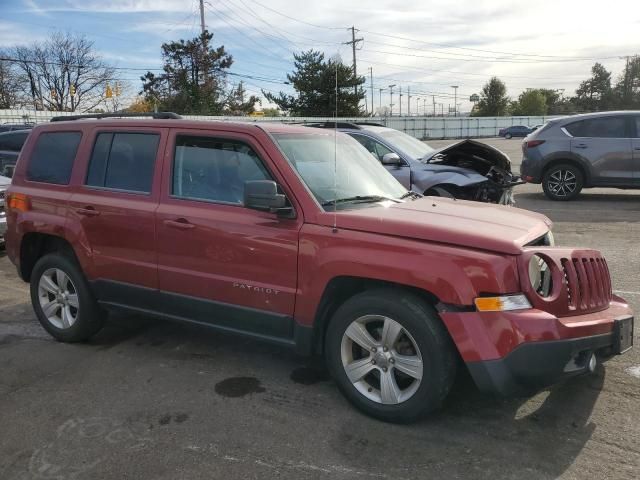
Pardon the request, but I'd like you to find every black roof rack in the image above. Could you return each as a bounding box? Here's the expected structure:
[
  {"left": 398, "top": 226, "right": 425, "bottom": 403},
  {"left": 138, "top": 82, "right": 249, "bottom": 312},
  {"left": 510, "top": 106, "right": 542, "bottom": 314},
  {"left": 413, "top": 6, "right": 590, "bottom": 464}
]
[
  {"left": 303, "top": 121, "right": 363, "bottom": 130},
  {"left": 50, "top": 111, "right": 182, "bottom": 122},
  {"left": 303, "top": 121, "right": 387, "bottom": 130}
]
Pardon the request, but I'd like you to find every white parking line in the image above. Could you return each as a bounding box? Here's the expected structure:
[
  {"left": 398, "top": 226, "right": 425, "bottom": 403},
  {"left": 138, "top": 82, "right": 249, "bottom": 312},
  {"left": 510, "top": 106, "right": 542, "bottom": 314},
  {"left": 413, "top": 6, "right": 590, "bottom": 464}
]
[{"left": 614, "top": 290, "right": 640, "bottom": 296}]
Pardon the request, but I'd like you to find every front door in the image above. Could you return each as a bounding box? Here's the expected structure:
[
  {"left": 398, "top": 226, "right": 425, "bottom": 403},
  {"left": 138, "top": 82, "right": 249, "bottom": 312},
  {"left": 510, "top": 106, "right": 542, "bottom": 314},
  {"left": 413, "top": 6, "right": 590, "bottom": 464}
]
[
  {"left": 155, "top": 130, "right": 301, "bottom": 338},
  {"left": 68, "top": 127, "right": 166, "bottom": 289},
  {"left": 569, "top": 116, "right": 633, "bottom": 186}
]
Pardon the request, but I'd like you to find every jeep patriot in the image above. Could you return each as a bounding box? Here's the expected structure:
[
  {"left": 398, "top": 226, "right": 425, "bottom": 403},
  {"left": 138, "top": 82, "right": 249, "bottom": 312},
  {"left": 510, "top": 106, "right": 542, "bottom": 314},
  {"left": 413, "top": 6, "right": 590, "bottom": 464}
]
[{"left": 4, "top": 113, "right": 634, "bottom": 422}]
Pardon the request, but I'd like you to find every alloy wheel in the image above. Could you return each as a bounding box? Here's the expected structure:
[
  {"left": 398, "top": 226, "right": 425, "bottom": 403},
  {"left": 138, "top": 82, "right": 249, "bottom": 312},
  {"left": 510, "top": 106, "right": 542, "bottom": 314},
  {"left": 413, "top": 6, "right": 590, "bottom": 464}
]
[
  {"left": 340, "top": 315, "right": 423, "bottom": 405},
  {"left": 38, "top": 268, "right": 79, "bottom": 329},
  {"left": 547, "top": 169, "right": 577, "bottom": 197}
]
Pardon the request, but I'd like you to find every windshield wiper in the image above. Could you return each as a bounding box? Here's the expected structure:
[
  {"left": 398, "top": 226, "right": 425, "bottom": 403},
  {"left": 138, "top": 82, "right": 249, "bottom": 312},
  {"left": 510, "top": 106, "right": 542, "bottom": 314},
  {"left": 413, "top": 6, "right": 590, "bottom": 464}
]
[
  {"left": 321, "top": 195, "right": 399, "bottom": 207},
  {"left": 400, "top": 191, "right": 422, "bottom": 200}
]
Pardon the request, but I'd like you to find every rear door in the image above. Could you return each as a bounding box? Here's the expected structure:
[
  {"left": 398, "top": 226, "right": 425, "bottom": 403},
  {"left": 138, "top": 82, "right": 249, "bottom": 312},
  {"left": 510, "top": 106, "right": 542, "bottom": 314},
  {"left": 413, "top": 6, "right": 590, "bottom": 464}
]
[
  {"left": 68, "top": 127, "right": 166, "bottom": 290},
  {"left": 154, "top": 129, "right": 301, "bottom": 337},
  {"left": 568, "top": 116, "right": 633, "bottom": 186}
]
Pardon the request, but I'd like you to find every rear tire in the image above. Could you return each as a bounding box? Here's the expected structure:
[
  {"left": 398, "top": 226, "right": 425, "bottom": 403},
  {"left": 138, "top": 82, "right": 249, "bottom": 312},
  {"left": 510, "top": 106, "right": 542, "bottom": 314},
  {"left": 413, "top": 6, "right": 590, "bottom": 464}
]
[
  {"left": 30, "top": 253, "right": 105, "bottom": 342},
  {"left": 505, "top": 133, "right": 512, "bottom": 139},
  {"left": 325, "top": 288, "right": 456, "bottom": 423},
  {"left": 542, "top": 163, "right": 583, "bottom": 201}
]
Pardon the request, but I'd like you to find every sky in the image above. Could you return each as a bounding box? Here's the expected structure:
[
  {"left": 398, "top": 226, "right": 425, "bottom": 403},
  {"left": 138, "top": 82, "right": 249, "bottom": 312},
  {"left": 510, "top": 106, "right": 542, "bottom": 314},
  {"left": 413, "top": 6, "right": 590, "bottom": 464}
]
[{"left": 1, "top": 0, "right": 639, "bottom": 114}]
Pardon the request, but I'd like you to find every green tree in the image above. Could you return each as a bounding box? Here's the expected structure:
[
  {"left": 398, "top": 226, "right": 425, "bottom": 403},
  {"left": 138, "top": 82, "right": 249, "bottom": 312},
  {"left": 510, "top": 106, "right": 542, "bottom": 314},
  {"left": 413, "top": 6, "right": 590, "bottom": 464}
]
[
  {"left": 263, "top": 50, "right": 366, "bottom": 116},
  {"left": 224, "top": 81, "right": 258, "bottom": 115},
  {"left": 574, "top": 63, "right": 613, "bottom": 111},
  {"left": 141, "top": 30, "right": 233, "bottom": 114},
  {"left": 474, "top": 77, "right": 510, "bottom": 116},
  {"left": 511, "top": 89, "right": 548, "bottom": 115},
  {"left": 614, "top": 55, "right": 640, "bottom": 109},
  {"left": 261, "top": 107, "right": 281, "bottom": 116}
]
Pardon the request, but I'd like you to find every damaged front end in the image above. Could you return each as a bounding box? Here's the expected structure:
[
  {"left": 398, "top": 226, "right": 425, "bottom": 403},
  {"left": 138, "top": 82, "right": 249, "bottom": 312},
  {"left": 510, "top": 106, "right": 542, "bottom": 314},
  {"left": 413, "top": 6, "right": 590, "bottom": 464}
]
[{"left": 417, "top": 139, "right": 523, "bottom": 205}]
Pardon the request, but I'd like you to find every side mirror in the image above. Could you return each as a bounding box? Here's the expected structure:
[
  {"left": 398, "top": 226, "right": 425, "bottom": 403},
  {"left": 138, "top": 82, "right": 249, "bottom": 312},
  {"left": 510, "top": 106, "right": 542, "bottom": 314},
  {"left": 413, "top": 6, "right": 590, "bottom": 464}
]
[
  {"left": 244, "top": 180, "right": 294, "bottom": 217},
  {"left": 381, "top": 153, "right": 402, "bottom": 166}
]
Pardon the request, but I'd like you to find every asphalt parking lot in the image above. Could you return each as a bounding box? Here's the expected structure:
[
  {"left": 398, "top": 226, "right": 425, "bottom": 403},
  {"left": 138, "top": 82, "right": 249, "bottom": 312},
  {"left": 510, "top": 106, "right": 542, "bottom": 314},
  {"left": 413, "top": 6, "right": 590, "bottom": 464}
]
[{"left": 1, "top": 137, "right": 638, "bottom": 480}]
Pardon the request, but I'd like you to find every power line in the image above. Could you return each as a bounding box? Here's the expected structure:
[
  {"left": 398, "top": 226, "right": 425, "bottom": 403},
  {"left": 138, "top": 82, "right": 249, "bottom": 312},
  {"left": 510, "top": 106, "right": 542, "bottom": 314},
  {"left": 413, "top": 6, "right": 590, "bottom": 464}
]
[{"left": 244, "top": 0, "right": 347, "bottom": 30}]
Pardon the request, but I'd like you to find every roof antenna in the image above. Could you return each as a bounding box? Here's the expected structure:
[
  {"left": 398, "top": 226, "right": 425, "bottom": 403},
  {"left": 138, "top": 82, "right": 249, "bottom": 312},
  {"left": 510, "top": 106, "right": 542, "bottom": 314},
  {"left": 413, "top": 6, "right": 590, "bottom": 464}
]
[{"left": 332, "top": 58, "right": 338, "bottom": 234}]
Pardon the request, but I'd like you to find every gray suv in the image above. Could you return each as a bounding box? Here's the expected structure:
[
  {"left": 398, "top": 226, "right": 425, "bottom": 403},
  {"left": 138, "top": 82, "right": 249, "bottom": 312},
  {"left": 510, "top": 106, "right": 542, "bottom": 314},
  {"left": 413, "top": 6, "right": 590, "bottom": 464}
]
[{"left": 521, "top": 111, "right": 640, "bottom": 200}]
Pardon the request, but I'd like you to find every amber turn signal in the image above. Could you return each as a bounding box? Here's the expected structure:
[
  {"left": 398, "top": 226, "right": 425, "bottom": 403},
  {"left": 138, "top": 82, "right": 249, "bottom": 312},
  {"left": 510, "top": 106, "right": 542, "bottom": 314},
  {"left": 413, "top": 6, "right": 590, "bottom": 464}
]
[
  {"left": 474, "top": 294, "right": 532, "bottom": 312},
  {"left": 7, "top": 193, "right": 30, "bottom": 212}
]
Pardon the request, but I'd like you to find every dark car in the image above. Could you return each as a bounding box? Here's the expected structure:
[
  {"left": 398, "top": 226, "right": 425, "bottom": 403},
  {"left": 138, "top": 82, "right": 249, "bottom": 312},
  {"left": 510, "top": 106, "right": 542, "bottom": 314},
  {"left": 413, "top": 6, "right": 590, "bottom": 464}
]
[
  {"left": 0, "top": 123, "right": 34, "bottom": 133},
  {"left": 306, "top": 122, "right": 520, "bottom": 205},
  {"left": 521, "top": 111, "right": 640, "bottom": 200},
  {"left": 0, "top": 129, "right": 31, "bottom": 176},
  {"left": 4, "top": 112, "right": 633, "bottom": 423},
  {"left": 499, "top": 125, "right": 533, "bottom": 139}
]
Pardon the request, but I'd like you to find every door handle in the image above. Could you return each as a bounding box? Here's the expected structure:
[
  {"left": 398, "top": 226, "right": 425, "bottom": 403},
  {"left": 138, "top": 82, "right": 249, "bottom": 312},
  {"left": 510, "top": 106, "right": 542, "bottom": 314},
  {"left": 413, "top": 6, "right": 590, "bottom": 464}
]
[
  {"left": 574, "top": 144, "right": 588, "bottom": 149},
  {"left": 76, "top": 207, "right": 100, "bottom": 217},
  {"left": 163, "top": 218, "right": 195, "bottom": 230}
]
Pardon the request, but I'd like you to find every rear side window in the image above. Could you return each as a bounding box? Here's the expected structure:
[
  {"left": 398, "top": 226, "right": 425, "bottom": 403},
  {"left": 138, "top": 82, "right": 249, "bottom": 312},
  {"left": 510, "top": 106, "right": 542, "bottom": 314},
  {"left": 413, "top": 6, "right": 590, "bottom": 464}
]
[
  {"left": 86, "top": 132, "right": 160, "bottom": 193},
  {"left": 26, "top": 132, "right": 82, "bottom": 184},
  {"left": 566, "top": 117, "right": 627, "bottom": 138},
  {"left": 0, "top": 131, "right": 29, "bottom": 152},
  {"left": 635, "top": 117, "right": 640, "bottom": 138}
]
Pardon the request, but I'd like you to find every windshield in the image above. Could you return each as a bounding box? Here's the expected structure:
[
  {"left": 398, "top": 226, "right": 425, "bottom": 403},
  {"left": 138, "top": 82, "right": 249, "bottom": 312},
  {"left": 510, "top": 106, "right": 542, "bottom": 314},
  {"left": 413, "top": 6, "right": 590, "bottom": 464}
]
[
  {"left": 376, "top": 129, "right": 434, "bottom": 160},
  {"left": 273, "top": 132, "right": 407, "bottom": 209}
]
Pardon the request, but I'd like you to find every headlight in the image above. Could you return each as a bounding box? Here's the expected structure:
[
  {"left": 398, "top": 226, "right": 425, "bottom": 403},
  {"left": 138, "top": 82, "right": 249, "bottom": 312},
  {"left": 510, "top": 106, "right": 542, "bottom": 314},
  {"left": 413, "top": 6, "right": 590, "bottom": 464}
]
[
  {"left": 529, "top": 254, "right": 553, "bottom": 297},
  {"left": 545, "top": 231, "right": 555, "bottom": 246}
]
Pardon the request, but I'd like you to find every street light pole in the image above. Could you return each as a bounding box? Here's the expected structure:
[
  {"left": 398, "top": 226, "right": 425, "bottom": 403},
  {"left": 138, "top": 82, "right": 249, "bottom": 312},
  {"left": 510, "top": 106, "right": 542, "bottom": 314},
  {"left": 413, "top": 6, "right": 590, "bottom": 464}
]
[{"left": 451, "top": 85, "right": 459, "bottom": 116}]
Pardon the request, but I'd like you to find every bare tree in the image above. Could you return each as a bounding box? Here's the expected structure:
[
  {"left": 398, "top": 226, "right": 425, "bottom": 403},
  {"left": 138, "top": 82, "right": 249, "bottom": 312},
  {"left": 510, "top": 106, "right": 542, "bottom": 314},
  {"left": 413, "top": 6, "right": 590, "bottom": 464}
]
[
  {"left": 0, "top": 52, "right": 21, "bottom": 108},
  {"left": 12, "top": 32, "right": 114, "bottom": 112}
]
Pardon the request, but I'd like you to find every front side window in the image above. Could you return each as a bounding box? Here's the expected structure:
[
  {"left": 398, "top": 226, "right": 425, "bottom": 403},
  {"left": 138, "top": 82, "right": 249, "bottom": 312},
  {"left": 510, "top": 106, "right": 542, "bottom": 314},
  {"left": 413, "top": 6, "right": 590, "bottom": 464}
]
[
  {"left": 86, "top": 132, "right": 160, "bottom": 193},
  {"left": 351, "top": 134, "right": 394, "bottom": 161},
  {"left": 635, "top": 117, "right": 640, "bottom": 138},
  {"left": 172, "top": 135, "right": 271, "bottom": 205},
  {"left": 273, "top": 132, "right": 406, "bottom": 209},
  {"left": 27, "top": 131, "right": 82, "bottom": 184}
]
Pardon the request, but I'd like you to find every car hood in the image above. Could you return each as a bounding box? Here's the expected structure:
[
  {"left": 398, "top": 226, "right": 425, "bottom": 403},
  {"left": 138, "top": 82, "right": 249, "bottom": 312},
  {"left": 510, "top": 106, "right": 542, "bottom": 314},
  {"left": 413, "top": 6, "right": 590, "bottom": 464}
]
[
  {"left": 421, "top": 139, "right": 512, "bottom": 173},
  {"left": 321, "top": 197, "right": 551, "bottom": 255},
  {"left": 0, "top": 175, "right": 10, "bottom": 188}
]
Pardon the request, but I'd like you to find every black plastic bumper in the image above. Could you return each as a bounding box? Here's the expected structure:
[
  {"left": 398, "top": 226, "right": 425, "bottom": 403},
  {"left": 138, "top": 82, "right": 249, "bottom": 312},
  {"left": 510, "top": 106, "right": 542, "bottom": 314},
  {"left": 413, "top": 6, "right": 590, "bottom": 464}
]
[{"left": 466, "top": 333, "right": 616, "bottom": 396}]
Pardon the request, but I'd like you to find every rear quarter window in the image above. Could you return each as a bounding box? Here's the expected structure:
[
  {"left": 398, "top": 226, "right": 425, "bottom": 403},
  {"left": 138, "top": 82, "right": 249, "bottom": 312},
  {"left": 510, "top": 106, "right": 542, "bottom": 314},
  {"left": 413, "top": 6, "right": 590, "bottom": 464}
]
[{"left": 26, "top": 131, "right": 82, "bottom": 184}]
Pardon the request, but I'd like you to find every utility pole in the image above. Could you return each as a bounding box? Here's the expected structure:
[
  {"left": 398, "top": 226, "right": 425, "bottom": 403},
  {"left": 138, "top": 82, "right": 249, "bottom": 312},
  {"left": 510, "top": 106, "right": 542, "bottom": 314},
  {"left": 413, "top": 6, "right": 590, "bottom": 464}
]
[
  {"left": 388, "top": 84, "right": 396, "bottom": 116},
  {"left": 407, "top": 86, "right": 411, "bottom": 116},
  {"left": 379, "top": 88, "right": 384, "bottom": 115},
  {"left": 423, "top": 98, "right": 427, "bottom": 116},
  {"left": 369, "top": 67, "right": 374, "bottom": 115},
  {"left": 399, "top": 86, "right": 403, "bottom": 116},
  {"left": 199, "top": 0, "right": 208, "bottom": 86},
  {"left": 432, "top": 96, "right": 436, "bottom": 116},
  {"left": 343, "top": 27, "right": 364, "bottom": 98}
]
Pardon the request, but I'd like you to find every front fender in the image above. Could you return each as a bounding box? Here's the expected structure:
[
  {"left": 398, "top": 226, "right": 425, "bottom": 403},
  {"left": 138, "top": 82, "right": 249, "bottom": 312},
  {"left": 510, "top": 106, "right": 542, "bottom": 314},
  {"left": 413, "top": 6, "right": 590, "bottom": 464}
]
[{"left": 294, "top": 224, "right": 520, "bottom": 327}]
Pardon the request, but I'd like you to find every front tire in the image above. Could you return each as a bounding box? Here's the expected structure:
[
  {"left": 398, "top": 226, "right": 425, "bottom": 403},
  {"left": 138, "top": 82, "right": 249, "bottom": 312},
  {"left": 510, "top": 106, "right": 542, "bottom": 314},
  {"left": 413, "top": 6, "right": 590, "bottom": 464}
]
[
  {"left": 30, "top": 253, "right": 105, "bottom": 342},
  {"left": 505, "top": 133, "right": 512, "bottom": 139},
  {"left": 325, "top": 288, "right": 456, "bottom": 423},
  {"left": 542, "top": 163, "right": 583, "bottom": 201}
]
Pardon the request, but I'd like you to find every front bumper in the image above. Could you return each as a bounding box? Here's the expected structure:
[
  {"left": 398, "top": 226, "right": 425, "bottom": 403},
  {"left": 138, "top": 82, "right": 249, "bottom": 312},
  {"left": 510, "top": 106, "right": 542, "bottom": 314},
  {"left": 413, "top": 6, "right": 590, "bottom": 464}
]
[
  {"left": 0, "top": 211, "right": 6, "bottom": 243},
  {"left": 440, "top": 298, "right": 633, "bottom": 395}
]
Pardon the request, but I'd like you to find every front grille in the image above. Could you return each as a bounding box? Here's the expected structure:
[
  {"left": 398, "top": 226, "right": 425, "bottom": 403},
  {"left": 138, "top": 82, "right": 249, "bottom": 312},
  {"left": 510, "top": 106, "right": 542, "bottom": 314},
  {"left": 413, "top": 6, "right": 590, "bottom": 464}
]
[{"left": 561, "top": 256, "right": 612, "bottom": 312}]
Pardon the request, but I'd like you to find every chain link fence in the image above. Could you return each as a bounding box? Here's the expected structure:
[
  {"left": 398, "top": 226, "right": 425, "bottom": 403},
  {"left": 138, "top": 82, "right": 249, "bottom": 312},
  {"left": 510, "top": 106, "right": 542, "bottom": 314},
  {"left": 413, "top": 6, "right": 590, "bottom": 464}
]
[{"left": 0, "top": 109, "right": 558, "bottom": 139}]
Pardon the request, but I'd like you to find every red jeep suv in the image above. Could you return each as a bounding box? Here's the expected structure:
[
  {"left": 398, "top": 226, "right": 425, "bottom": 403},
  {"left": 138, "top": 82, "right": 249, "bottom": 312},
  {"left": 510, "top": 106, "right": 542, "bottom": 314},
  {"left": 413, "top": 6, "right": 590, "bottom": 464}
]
[{"left": 4, "top": 113, "right": 634, "bottom": 422}]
